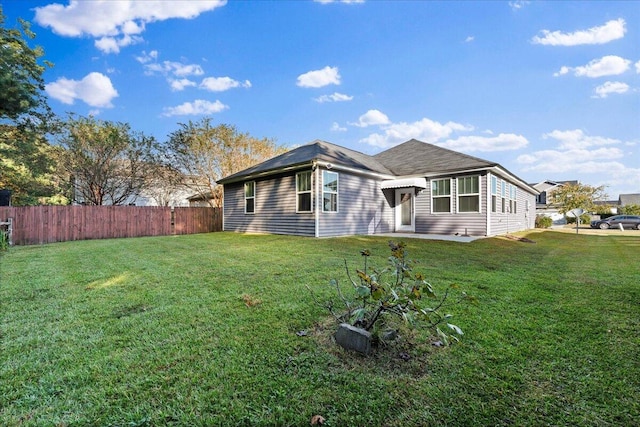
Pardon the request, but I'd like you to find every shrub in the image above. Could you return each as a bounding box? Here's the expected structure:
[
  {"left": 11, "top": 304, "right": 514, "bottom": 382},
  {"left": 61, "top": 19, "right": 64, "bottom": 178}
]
[
  {"left": 620, "top": 204, "right": 640, "bottom": 215},
  {"left": 315, "top": 241, "right": 470, "bottom": 346},
  {"left": 535, "top": 215, "right": 553, "bottom": 228}
]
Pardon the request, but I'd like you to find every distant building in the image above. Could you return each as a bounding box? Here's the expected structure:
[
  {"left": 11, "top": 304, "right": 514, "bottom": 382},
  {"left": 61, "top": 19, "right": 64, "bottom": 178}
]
[{"left": 529, "top": 180, "right": 578, "bottom": 225}]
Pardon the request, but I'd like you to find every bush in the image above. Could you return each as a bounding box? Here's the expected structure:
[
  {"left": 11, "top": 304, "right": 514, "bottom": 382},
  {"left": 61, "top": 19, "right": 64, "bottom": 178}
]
[
  {"left": 535, "top": 215, "right": 553, "bottom": 228},
  {"left": 314, "top": 241, "right": 471, "bottom": 346},
  {"left": 565, "top": 213, "right": 592, "bottom": 225},
  {"left": 620, "top": 204, "right": 640, "bottom": 215}
]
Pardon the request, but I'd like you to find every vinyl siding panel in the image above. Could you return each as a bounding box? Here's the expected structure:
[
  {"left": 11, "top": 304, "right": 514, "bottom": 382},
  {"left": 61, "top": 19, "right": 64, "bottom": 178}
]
[
  {"left": 318, "top": 171, "right": 394, "bottom": 237},
  {"left": 414, "top": 174, "right": 488, "bottom": 236},
  {"left": 488, "top": 174, "right": 537, "bottom": 236},
  {"left": 223, "top": 172, "right": 315, "bottom": 236}
]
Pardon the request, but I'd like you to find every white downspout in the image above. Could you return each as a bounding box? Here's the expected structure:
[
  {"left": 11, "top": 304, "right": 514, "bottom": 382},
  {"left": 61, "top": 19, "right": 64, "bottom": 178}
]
[{"left": 314, "top": 162, "right": 320, "bottom": 237}]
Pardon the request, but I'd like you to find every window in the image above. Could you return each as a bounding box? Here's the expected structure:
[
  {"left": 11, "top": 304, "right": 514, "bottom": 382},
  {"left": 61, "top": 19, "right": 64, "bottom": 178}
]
[
  {"left": 491, "top": 176, "right": 497, "bottom": 213},
  {"left": 322, "top": 171, "right": 338, "bottom": 212},
  {"left": 244, "top": 181, "right": 255, "bottom": 214},
  {"left": 501, "top": 180, "right": 507, "bottom": 213},
  {"left": 431, "top": 179, "right": 451, "bottom": 213},
  {"left": 458, "top": 176, "right": 480, "bottom": 212},
  {"left": 510, "top": 184, "right": 517, "bottom": 214},
  {"left": 296, "top": 171, "right": 312, "bottom": 212}
]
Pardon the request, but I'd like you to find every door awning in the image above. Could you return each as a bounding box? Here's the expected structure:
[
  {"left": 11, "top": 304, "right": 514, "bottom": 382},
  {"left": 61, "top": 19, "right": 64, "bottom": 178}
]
[{"left": 380, "top": 177, "right": 428, "bottom": 189}]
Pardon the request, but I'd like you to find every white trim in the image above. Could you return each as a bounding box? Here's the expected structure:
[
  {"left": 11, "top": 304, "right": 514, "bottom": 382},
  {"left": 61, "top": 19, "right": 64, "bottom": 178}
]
[
  {"left": 431, "top": 178, "right": 452, "bottom": 214},
  {"left": 322, "top": 170, "right": 339, "bottom": 213},
  {"left": 456, "top": 175, "right": 481, "bottom": 213},
  {"left": 381, "top": 177, "right": 427, "bottom": 190},
  {"left": 395, "top": 189, "right": 415, "bottom": 232},
  {"left": 244, "top": 181, "right": 255, "bottom": 214},
  {"left": 314, "top": 164, "right": 320, "bottom": 237},
  {"left": 296, "top": 171, "right": 312, "bottom": 213}
]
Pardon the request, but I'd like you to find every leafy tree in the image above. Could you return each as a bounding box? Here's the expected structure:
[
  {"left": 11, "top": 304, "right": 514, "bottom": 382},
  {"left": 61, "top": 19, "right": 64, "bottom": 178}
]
[
  {"left": 549, "top": 182, "right": 608, "bottom": 214},
  {"left": 620, "top": 204, "right": 640, "bottom": 215},
  {"left": 0, "top": 6, "right": 52, "bottom": 122},
  {"left": 56, "top": 115, "right": 161, "bottom": 205},
  {"left": 164, "top": 119, "right": 287, "bottom": 207},
  {"left": 0, "top": 125, "right": 65, "bottom": 205},
  {"left": 1, "top": 7, "right": 60, "bottom": 205}
]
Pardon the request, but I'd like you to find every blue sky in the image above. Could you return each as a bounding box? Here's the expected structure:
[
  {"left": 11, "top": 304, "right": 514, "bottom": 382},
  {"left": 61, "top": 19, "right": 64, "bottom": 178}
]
[{"left": 3, "top": 0, "right": 639, "bottom": 198}]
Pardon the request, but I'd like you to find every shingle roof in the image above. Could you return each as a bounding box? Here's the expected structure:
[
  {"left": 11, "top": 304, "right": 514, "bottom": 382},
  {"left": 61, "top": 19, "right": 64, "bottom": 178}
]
[
  {"left": 218, "top": 140, "right": 392, "bottom": 183},
  {"left": 373, "top": 139, "right": 497, "bottom": 175},
  {"left": 619, "top": 193, "right": 640, "bottom": 206}
]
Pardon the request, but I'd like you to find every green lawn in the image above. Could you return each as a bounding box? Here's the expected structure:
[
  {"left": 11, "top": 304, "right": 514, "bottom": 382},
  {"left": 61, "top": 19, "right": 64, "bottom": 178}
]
[{"left": 1, "top": 231, "right": 638, "bottom": 426}]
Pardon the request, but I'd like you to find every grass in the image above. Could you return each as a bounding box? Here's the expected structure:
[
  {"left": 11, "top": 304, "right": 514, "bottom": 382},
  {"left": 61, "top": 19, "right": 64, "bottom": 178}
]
[{"left": 1, "top": 231, "right": 638, "bottom": 426}]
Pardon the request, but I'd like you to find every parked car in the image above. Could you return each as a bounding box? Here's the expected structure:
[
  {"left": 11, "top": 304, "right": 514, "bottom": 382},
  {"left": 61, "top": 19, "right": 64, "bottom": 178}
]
[{"left": 590, "top": 215, "right": 640, "bottom": 230}]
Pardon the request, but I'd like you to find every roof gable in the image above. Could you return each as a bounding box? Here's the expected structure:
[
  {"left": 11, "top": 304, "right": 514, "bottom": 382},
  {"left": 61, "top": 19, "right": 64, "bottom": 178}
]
[
  {"left": 218, "top": 140, "right": 392, "bottom": 183},
  {"left": 374, "top": 139, "right": 496, "bottom": 175}
]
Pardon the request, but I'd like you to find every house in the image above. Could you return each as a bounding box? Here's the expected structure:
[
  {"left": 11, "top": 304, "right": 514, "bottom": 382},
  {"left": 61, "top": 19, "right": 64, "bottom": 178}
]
[
  {"left": 618, "top": 193, "right": 640, "bottom": 207},
  {"left": 218, "top": 139, "right": 538, "bottom": 238},
  {"left": 530, "top": 180, "right": 578, "bottom": 225}
]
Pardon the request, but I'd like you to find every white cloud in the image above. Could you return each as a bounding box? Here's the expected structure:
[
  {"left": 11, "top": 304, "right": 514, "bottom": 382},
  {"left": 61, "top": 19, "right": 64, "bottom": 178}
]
[
  {"left": 314, "top": 92, "right": 353, "bottom": 103},
  {"left": 543, "top": 129, "right": 621, "bottom": 149},
  {"left": 45, "top": 72, "right": 118, "bottom": 108},
  {"left": 464, "top": 36, "right": 475, "bottom": 43},
  {"left": 440, "top": 134, "right": 529, "bottom": 152},
  {"left": 359, "top": 116, "right": 473, "bottom": 148},
  {"left": 516, "top": 130, "right": 640, "bottom": 194},
  {"left": 297, "top": 66, "right": 341, "bottom": 88},
  {"left": 34, "top": 0, "right": 226, "bottom": 53},
  {"left": 200, "top": 77, "right": 251, "bottom": 92},
  {"left": 95, "top": 34, "right": 143, "bottom": 54},
  {"left": 162, "top": 99, "right": 228, "bottom": 117},
  {"left": 532, "top": 18, "right": 626, "bottom": 46},
  {"left": 635, "top": 60, "right": 640, "bottom": 74},
  {"left": 351, "top": 109, "right": 390, "bottom": 128},
  {"left": 509, "top": 1, "right": 530, "bottom": 10},
  {"left": 554, "top": 55, "right": 631, "bottom": 78},
  {"left": 170, "top": 78, "right": 197, "bottom": 91},
  {"left": 593, "top": 81, "right": 630, "bottom": 98},
  {"left": 331, "top": 122, "right": 347, "bottom": 132},
  {"left": 136, "top": 50, "right": 159, "bottom": 64}
]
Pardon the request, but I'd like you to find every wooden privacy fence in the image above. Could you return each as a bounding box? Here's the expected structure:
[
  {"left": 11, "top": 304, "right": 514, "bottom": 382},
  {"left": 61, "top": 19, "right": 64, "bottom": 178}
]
[{"left": 0, "top": 206, "right": 221, "bottom": 246}]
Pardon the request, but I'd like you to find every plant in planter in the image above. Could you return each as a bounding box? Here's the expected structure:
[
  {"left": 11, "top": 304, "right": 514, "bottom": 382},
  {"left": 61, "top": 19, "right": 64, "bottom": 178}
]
[{"left": 317, "top": 241, "right": 471, "bottom": 352}]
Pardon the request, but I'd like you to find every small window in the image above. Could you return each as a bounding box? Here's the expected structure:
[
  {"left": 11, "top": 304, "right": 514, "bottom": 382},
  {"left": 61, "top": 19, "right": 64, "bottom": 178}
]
[
  {"left": 431, "top": 178, "right": 451, "bottom": 213},
  {"left": 501, "top": 180, "right": 507, "bottom": 213},
  {"left": 510, "top": 184, "right": 517, "bottom": 214},
  {"left": 322, "top": 171, "right": 338, "bottom": 212},
  {"left": 491, "top": 176, "right": 497, "bottom": 213},
  {"left": 244, "top": 181, "right": 255, "bottom": 214},
  {"left": 296, "top": 171, "right": 312, "bottom": 212},
  {"left": 458, "top": 176, "right": 480, "bottom": 213}
]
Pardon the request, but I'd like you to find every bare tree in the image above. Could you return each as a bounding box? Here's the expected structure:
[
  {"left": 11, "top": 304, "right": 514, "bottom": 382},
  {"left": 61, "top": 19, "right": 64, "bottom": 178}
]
[
  {"left": 56, "top": 115, "right": 160, "bottom": 205},
  {"left": 164, "top": 119, "right": 287, "bottom": 208}
]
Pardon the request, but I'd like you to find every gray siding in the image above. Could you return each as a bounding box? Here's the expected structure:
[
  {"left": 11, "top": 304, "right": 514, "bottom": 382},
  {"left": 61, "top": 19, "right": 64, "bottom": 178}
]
[
  {"left": 318, "top": 171, "right": 394, "bottom": 237},
  {"left": 488, "top": 174, "right": 537, "bottom": 236},
  {"left": 223, "top": 172, "right": 315, "bottom": 236},
  {"left": 414, "top": 174, "right": 488, "bottom": 236}
]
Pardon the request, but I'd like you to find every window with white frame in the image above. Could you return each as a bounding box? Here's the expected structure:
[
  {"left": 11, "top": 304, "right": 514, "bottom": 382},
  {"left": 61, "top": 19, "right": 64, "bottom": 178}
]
[
  {"left": 431, "top": 178, "right": 451, "bottom": 213},
  {"left": 510, "top": 184, "right": 517, "bottom": 214},
  {"left": 296, "top": 171, "right": 312, "bottom": 212},
  {"left": 491, "top": 176, "right": 497, "bottom": 213},
  {"left": 322, "top": 170, "right": 338, "bottom": 212},
  {"left": 501, "top": 180, "right": 507, "bottom": 213},
  {"left": 244, "top": 181, "right": 255, "bottom": 214},
  {"left": 458, "top": 176, "right": 480, "bottom": 212}
]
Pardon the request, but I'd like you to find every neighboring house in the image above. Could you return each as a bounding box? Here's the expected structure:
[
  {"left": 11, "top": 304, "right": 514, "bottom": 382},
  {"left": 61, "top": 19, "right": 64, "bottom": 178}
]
[
  {"left": 618, "top": 193, "right": 640, "bottom": 207},
  {"left": 218, "top": 139, "right": 538, "bottom": 238},
  {"left": 530, "top": 180, "right": 578, "bottom": 225},
  {"left": 187, "top": 192, "right": 219, "bottom": 207}
]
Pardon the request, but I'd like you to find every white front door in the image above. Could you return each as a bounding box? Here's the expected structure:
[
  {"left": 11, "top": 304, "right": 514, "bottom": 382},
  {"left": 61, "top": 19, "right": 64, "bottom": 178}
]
[{"left": 395, "top": 189, "right": 415, "bottom": 232}]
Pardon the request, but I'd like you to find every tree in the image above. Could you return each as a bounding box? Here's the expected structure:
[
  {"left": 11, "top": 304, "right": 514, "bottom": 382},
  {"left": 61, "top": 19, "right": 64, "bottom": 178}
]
[
  {"left": 164, "top": 119, "right": 287, "bottom": 208},
  {"left": 549, "top": 182, "right": 608, "bottom": 214},
  {"left": 0, "top": 124, "right": 65, "bottom": 205},
  {"left": 56, "top": 115, "right": 161, "bottom": 205},
  {"left": 0, "top": 6, "right": 52, "bottom": 122},
  {"left": 1, "top": 7, "right": 60, "bottom": 205}
]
